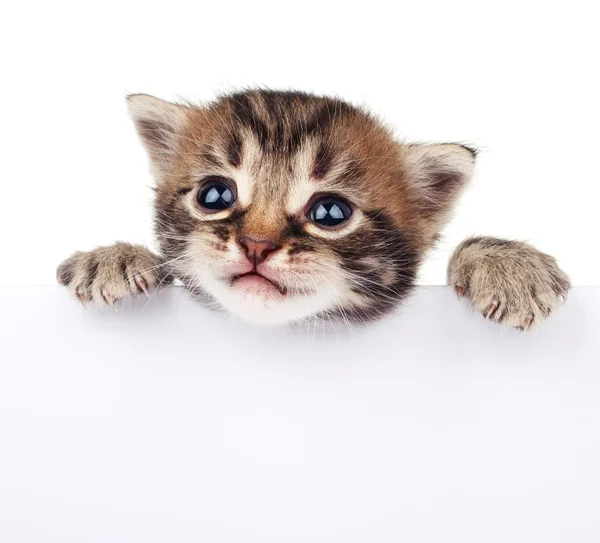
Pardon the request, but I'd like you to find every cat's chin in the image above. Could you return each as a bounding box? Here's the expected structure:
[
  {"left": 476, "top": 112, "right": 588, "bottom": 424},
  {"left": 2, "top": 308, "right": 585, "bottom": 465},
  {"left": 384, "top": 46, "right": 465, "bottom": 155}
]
[{"left": 191, "top": 269, "right": 342, "bottom": 327}]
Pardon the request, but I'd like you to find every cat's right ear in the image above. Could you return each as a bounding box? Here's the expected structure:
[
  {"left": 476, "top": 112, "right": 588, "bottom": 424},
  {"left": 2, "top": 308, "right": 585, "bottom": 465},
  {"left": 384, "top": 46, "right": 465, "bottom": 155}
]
[{"left": 126, "top": 94, "right": 190, "bottom": 183}]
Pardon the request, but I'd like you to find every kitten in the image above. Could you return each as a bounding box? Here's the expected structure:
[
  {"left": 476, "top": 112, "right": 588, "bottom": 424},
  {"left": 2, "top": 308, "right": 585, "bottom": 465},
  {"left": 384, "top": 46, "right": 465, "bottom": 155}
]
[{"left": 57, "top": 90, "right": 570, "bottom": 329}]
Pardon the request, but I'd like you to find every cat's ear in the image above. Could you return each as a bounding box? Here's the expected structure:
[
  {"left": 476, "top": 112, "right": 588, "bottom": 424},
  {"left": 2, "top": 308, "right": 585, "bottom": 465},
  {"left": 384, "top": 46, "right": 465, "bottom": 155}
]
[
  {"left": 402, "top": 143, "right": 476, "bottom": 221},
  {"left": 127, "top": 94, "right": 190, "bottom": 182}
]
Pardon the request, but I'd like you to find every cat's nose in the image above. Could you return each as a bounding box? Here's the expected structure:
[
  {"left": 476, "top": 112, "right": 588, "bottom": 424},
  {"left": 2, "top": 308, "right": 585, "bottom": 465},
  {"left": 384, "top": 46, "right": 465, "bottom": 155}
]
[{"left": 238, "top": 236, "right": 279, "bottom": 266}]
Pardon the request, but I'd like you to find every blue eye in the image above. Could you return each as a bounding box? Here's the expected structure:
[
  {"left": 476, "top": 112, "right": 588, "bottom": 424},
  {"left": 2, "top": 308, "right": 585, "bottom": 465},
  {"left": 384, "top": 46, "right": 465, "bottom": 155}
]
[
  {"left": 308, "top": 197, "right": 353, "bottom": 227},
  {"left": 198, "top": 179, "right": 235, "bottom": 211}
]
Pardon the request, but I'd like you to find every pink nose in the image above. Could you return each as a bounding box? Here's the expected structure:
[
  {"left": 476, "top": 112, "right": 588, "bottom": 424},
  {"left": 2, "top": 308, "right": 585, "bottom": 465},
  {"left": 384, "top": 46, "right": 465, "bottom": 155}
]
[{"left": 239, "top": 236, "right": 279, "bottom": 266}]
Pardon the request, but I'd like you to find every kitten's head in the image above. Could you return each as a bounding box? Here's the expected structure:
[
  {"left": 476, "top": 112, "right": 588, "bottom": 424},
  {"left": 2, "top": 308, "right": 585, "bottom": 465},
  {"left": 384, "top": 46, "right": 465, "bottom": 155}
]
[{"left": 128, "top": 90, "right": 475, "bottom": 326}]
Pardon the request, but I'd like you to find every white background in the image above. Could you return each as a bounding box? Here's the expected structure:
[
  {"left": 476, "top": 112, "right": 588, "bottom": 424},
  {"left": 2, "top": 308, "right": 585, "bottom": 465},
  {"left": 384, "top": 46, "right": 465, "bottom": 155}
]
[
  {"left": 2, "top": 3, "right": 600, "bottom": 542},
  {"left": 0, "top": 0, "right": 598, "bottom": 286},
  {"left": 1, "top": 286, "right": 599, "bottom": 542}
]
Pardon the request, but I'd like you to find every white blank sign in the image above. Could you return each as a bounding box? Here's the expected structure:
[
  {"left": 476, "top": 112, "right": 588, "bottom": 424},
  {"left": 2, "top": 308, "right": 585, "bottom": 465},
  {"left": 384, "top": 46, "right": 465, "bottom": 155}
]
[{"left": 1, "top": 287, "right": 599, "bottom": 542}]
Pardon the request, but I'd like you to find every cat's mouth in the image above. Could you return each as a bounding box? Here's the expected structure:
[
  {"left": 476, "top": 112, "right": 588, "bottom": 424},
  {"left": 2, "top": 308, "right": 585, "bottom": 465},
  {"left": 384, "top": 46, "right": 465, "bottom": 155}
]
[{"left": 230, "top": 272, "right": 288, "bottom": 298}]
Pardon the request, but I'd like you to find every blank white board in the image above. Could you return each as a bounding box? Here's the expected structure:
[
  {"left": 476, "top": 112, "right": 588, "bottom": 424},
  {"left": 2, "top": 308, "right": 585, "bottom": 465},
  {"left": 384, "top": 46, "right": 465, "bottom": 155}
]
[{"left": 1, "top": 286, "right": 599, "bottom": 542}]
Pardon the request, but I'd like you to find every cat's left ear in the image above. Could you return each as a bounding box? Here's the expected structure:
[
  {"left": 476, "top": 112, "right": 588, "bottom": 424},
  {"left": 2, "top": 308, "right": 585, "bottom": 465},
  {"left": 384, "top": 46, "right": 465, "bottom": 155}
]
[
  {"left": 127, "top": 94, "right": 191, "bottom": 183},
  {"left": 402, "top": 143, "right": 476, "bottom": 221}
]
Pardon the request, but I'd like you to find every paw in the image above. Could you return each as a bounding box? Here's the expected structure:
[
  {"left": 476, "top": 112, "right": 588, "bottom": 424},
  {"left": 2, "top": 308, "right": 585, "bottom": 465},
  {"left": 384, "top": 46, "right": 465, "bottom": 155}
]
[
  {"left": 448, "top": 237, "right": 570, "bottom": 330},
  {"left": 57, "top": 243, "right": 165, "bottom": 308}
]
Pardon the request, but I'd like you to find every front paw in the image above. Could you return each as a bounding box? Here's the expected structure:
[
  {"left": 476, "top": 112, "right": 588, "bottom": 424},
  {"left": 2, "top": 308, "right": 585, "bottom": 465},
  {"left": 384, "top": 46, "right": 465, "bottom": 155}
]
[
  {"left": 57, "top": 242, "right": 165, "bottom": 308},
  {"left": 448, "top": 237, "right": 571, "bottom": 330}
]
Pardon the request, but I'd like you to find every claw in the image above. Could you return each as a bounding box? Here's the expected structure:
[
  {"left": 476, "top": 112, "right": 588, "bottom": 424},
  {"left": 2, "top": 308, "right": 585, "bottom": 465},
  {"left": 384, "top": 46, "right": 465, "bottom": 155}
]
[
  {"left": 454, "top": 285, "right": 465, "bottom": 298},
  {"left": 101, "top": 289, "right": 119, "bottom": 311},
  {"left": 75, "top": 288, "right": 87, "bottom": 308},
  {"left": 484, "top": 301, "right": 499, "bottom": 319},
  {"left": 134, "top": 273, "right": 150, "bottom": 297}
]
